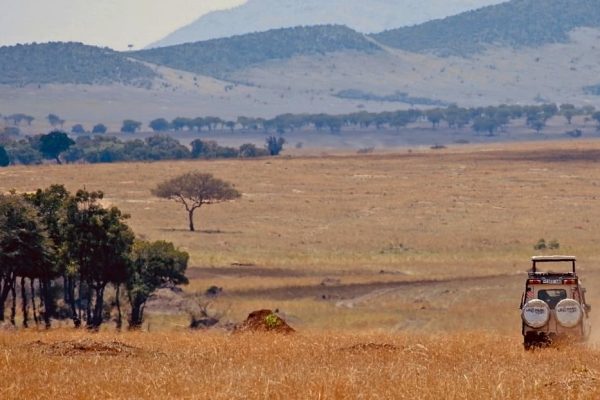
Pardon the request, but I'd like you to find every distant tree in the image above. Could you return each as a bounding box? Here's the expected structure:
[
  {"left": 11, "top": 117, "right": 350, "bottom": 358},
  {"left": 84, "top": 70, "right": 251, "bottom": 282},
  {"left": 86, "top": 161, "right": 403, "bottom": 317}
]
[
  {"left": 121, "top": 120, "right": 142, "bottom": 133},
  {"left": 593, "top": 111, "right": 600, "bottom": 130},
  {"left": 39, "top": 131, "right": 75, "bottom": 164},
  {"left": 5, "top": 114, "right": 34, "bottom": 126},
  {"left": 151, "top": 172, "right": 241, "bottom": 232},
  {"left": 92, "top": 123, "right": 108, "bottom": 134},
  {"left": 0, "top": 145, "right": 8, "bottom": 167},
  {"left": 472, "top": 116, "right": 498, "bottom": 136},
  {"left": 560, "top": 104, "right": 577, "bottom": 125},
  {"left": 171, "top": 117, "right": 192, "bottom": 131},
  {"left": 47, "top": 114, "right": 64, "bottom": 128},
  {"left": 126, "top": 240, "right": 189, "bottom": 329},
  {"left": 149, "top": 118, "right": 171, "bottom": 132},
  {"left": 225, "top": 121, "right": 236, "bottom": 132},
  {"left": 6, "top": 140, "right": 43, "bottom": 165},
  {"left": 239, "top": 143, "right": 259, "bottom": 158},
  {"left": 71, "top": 124, "right": 85, "bottom": 134},
  {"left": 527, "top": 116, "right": 546, "bottom": 133},
  {"left": 426, "top": 109, "right": 444, "bottom": 129},
  {"left": 266, "top": 136, "right": 285, "bottom": 156}
]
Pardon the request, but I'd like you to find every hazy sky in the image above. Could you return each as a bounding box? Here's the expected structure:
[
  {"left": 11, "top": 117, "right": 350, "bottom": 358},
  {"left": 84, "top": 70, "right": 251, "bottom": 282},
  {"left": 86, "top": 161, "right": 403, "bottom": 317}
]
[{"left": 0, "top": 0, "right": 245, "bottom": 50}]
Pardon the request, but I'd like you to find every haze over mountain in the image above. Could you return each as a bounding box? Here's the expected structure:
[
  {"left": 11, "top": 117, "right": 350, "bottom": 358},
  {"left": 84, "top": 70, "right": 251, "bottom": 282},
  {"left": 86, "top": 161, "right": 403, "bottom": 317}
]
[
  {"left": 2, "top": 0, "right": 600, "bottom": 126},
  {"left": 149, "top": 0, "right": 507, "bottom": 48}
]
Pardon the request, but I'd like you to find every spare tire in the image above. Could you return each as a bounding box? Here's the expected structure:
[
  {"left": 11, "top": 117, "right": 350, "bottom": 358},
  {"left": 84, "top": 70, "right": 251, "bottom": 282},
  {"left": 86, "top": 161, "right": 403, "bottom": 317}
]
[
  {"left": 555, "top": 299, "right": 582, "bottom": 328},
  {"left": 522, "top": 299, "right": 550, "bottom": 328}
]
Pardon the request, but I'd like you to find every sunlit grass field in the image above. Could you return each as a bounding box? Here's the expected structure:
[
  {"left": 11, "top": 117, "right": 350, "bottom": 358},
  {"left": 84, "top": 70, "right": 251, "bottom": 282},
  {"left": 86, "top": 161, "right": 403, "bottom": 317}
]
[
  {"left": 2, "top": 140, "right": 600, "bottom": 398},
  {"left": 2, "top": 329, "right": 600, "bottom": 399}
]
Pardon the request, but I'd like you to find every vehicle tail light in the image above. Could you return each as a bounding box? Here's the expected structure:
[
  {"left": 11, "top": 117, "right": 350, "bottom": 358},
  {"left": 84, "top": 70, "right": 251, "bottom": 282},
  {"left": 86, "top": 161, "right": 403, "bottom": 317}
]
[
  {"left": 563, "top": 279, "right": 578, "bottom": 284},
  {"left": 528, "top": 279, "right": 542, "bottom": 284}
]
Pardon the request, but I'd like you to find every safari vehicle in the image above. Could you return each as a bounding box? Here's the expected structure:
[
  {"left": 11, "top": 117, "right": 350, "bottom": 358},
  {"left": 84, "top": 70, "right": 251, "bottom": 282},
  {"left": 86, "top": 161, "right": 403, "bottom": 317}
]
[{"left": 520, "top": 256, "right": 591, "bottom": 349}]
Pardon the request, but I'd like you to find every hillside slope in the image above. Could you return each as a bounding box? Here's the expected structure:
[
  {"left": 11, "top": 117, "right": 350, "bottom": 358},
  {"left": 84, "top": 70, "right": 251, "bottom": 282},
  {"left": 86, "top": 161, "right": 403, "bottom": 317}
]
[
  {"left": 0, "top": 42, "right": 157, "bottom": 86},
  {"left": 133, "top": 25, "right": 381, "bottom": 78},
  {"left": 149, "top": 0, "right": 506, "bottom": 48},
  {"left": 373, "top": 0, "right": 600, "bottom": 55}
]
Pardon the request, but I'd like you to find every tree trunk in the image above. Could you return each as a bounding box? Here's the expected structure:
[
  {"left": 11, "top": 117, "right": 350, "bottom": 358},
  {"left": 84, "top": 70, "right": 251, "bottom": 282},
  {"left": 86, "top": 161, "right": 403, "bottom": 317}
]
[
  {"left": 188, "top": 209, "right": 195, "bottom": 232},
  {"left": 67, "top": 277, "right": 81, "bottom": 328},
  {"left": 91, "top": 284, "right": 106, "bottom": 329},
  {"left": 115, "top": 284, "right": 122, "bottom": 330},
  {"left": 31, "top": 279, "right": 39, "bottom": 326},
  {"left": 20, "top": 277, "right": 29, "bottom": 328},
  {"left": 0, "top": 278, "right": 11, "bottom": 322},
  {"left": 55, "top": 156, "right": 62, "bottom": 165},
  {"left": 41, "top": 278, "right": 53, "bottom": 329},
  {"left": 128, "top": 295, "right": 146, "bottom": 330},
  {"left": 10, "top": 280, "right": 16, "bottom": 326}
]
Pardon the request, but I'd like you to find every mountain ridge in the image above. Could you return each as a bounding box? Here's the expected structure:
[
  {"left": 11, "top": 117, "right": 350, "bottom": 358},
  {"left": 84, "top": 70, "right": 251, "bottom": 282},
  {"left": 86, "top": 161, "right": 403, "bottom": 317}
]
[
  {"left": 149, "top": 0, "right": 506, "bottom": 48},
  {"left": 373, "top": 0, "right": 600, "bottom": 55}
]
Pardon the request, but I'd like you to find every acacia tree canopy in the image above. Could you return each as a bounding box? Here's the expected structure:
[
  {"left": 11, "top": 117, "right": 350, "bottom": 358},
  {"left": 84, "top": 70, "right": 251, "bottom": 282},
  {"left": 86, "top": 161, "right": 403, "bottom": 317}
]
[
  {"left": 38, "top": 131, "right": 75, "bottom": 164},
  {"left": 151, "top": 172, "right": 241, "bottom": 231}
]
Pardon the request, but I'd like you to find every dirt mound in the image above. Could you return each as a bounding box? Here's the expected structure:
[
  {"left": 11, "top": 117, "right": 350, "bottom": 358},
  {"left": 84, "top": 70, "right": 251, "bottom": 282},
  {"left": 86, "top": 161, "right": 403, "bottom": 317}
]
[
  {"left": 235, "top": 309, "right": 295, "bottom": 334},
  {"left": 29, "top": 339, "right": 140, "bottom": 357}
]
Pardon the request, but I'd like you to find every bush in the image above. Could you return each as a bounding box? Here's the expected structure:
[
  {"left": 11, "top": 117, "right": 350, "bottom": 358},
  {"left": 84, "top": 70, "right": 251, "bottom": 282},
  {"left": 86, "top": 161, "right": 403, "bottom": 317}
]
[{"left": 533, "top": 238, "right": 547, "bottom": 250}]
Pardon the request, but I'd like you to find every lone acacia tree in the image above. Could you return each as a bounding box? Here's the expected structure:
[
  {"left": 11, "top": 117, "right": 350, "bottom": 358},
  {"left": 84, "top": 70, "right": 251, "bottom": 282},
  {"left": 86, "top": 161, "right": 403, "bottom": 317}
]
[{"left": 152, "top": 172, "right": 241, "bottom": 231}]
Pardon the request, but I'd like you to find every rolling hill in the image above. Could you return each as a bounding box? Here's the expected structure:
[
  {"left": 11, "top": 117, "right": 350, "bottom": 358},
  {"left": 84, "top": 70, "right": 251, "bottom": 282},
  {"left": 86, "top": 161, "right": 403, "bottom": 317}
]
[
  {"left": 133, "top": 25, "right": 381, "bottom": 78},
  {"left": 2, "top": 0, "right": 600, "bottom": 126},
  {"left": 373, "top": 0, "right": 600, "bottom": 55},
  {"left": 0, "top": 42, "right": 157, "bottom": 86},
  {"left": 148, "top": 0, "right": 507, "bottom": 48}
]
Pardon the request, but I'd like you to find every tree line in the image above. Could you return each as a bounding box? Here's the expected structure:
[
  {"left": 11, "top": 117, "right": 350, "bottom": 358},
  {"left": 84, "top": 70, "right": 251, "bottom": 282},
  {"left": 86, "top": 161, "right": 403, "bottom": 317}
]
[
  {"left": 0, "top": 185, "right": 189, "bottom": 329},
  {"left": 0, "top": 131, "right": 285, "bottom": 166}
]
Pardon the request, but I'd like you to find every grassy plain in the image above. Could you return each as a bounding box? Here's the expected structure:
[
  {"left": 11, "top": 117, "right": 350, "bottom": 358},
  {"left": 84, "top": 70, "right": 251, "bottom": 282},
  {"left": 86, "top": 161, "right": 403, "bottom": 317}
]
[
  {"left": 2, "top": 140, "right": 600, "bottom": 398},
  {"left": 2, "top": 330, "right": 600, "bottom": 399}
]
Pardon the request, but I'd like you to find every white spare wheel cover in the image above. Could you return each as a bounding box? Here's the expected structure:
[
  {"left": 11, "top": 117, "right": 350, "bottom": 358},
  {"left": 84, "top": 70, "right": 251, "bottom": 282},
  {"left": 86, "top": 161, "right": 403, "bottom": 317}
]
[
  {"left": 555, "top": 299, "right": 582, "bottom": 328},
  {"left": 522, "top": 299, "right": 550, "bottom": 328}
]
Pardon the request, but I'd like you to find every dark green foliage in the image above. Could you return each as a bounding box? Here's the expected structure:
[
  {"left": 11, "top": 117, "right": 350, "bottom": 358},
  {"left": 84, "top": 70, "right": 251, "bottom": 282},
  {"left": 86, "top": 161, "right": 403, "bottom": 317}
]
[
  {"left": 5, "top": 140, "right": 43, "bottom": 165},
  {"left": 132, "top": 25, "right": 380, "bottom": 78},
  {"left": 38, "top": 131, "right": 75, "bottom": 164},
  {"left": 61, "top": 190, "right": 135, "bottom": 328},
  {"left": 71, "top": 124, "right": 86, "bottom": 134},
  {"left": 0, "top": 194, "right": 52, "bottom": 324},
  {"left": 121, "top": 120, "right": 142, "bottom": 133},
  {"left": 472, "top": 116, "right": 499, "bottom": 136},
  {"left": 0, "top": 145, "right": 8, "bottom": 167},
  {"left": 171, "top": 117, "right": 193, "bottom": 131},
  {"left": 0, "top": 42, "right": 157, "bottom": 85},
  {"left": 1, "top": 184, "right": 190, "bottom": 328},
  {"left": 266, "top": 136, "right": 286, "bottom": 156},
  {"left": 127, "top": 241, "right": 189, "bottom": 328},
  {"left": 372, "top": 0, "right": 600, "bottom": 56},
  {"left": 91, "top": 123, "right": 108, "bottom": 134},
  {"left": 149, "top": 118, "right": 171, "bottom": 132},
  {"left": 239, "top": 143, "right": 268, "bottom": 158},
  {"left": 191, "top": 139, "right": 239, "bottom": 159}
]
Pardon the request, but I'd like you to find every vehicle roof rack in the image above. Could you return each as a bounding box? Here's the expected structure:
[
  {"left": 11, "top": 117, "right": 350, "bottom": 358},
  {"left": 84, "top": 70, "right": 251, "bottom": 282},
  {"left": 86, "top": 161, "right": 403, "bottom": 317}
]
[
  {"left": 531, "top": 255, "right": 576, "bottom": 274},
  {"left": 531, "top": 256, "right": 576, "bottom": 262}
]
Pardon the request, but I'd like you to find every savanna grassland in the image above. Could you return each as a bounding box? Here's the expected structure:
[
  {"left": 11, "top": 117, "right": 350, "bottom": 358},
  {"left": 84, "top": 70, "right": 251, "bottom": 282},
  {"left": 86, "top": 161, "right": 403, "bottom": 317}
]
[{"left": 3, "top": 140, "right": 600, "bottom": 399}]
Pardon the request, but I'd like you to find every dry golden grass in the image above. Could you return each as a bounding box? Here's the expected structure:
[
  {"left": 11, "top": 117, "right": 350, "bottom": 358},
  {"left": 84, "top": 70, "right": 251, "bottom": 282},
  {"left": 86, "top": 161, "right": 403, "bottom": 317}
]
[
  {"left": 3, "top": 141, "right": 600, "bottom": 398},
  {"left": 1, "top": 329, "right": 600, "bottom": 399},
  {"left": 2, "top": 140, "right": 600, "bottom": 330}
]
